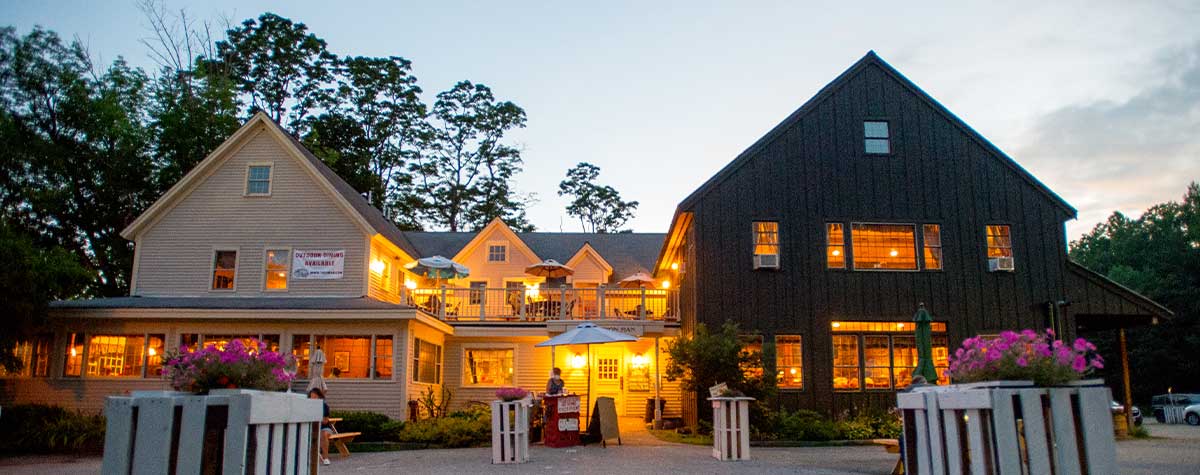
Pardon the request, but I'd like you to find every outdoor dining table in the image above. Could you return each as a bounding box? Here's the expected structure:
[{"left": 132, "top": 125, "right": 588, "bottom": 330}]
[{"left": 527, "top": 300, "right": 561, "bottom": 317}]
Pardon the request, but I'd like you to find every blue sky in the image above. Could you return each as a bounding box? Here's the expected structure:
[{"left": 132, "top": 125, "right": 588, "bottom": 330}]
[{"left": 5, "top": 1, "right": 1199, "bottom": 239}]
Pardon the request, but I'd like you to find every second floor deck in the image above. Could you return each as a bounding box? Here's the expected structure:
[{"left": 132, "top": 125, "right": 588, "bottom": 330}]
[{"left": 406, "top": 286, "right": 679, "bottom": 322}]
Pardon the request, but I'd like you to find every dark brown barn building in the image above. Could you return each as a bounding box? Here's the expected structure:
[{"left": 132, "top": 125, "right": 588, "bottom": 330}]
[{"left": 653, "top": 51, "right": 1171, "bottom": 419}]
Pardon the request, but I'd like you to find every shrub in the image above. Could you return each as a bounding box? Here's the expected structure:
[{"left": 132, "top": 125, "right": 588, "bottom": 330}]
[
  {"left": 330, "top": 411, "right": 394, "bottom": 442},
  {"left": 162, "top": 338, "right": 296, "bottom": 393},
  {"left": 773, "top": 410, "right": 840, "bottom": 441},
  {"left": 397, "top": 403, "right": 490, "bottom": 448},
  {"left": 0, "top": 404, "right": 105, "bottom": 454},
  {"left": 947, "top": 330, "right": 1103, "bottom": 387}
]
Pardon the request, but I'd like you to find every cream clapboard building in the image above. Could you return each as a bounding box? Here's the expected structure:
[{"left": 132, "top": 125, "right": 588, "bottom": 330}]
[{"left": 0, "top": 113, "right": 682, "bottom": 420}]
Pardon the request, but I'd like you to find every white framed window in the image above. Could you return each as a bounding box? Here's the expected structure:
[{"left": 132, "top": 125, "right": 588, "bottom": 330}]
[
  {"left": 245, "top": 163, "right": 273, "bottom": 195},
  {"left": 986, "top": 225, "right": 1014, "bottom": 271},
  {"left": 211, "top": 249, "right": 238, "bottom": 290},
  {"left": 462, "top": 344, "right": 515, "bottom": 387},
  {"left": 64, "top": 333, "right": 165, "bottom": 379},
  {"left": 922, "top": 225, "right": 943, "bottom": 270},
  {"left": 289, "top": 334, "right": 393, "bottom": 380},
  {"left": 413, "top": 338, "right": 443, "bottom": 384},
  {"left": 487, "top": 243, "right": 507, "bottom": 263},
  {"left": 752, "top": 221, "right": 780, "bottom": 269},
  {"left": 264, "top": 248, "right": 290, "bottom": 291},
  {"left": 776, "top": 335, "right": 803, "bottom": 390},
  {"left": 864, "top": 121, "right": 890, "bottom": 154}
]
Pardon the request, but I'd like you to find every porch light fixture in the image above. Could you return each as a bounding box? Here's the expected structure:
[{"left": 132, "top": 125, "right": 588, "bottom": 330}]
[
  {"left": 404, "top": 279, "right": 417, "bottom": 290},
  {"left": 631, "top": 354, "right": 647, "bottom": 368},
  {"left": 370, "top": 259, "right": 387, "bottom": 275},
  {"left": 670, "top": 262, "right": 679, "bottom": 270},
  {"left": 661, "top": 280, "right": 671, "bottom": 289},
  {"left": 571, "top": 353, "right": 587, "bottom": 369},
  {"left": 526, "top": 282, "right": 541, "bottom": 299}
]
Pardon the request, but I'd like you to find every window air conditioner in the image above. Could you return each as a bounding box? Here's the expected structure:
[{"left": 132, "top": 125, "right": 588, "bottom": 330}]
[
  {"left": 753, "top": 254, "right": 780, "bottom": 270},
  {"left": 988, "top": 257, "right": 1015, "bottom": 272}
]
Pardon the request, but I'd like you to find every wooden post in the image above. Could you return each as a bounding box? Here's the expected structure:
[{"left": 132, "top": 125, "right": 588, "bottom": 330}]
[
  {"left": 654, "top": 337, "right": 662, "bottom": 429},
  {"left": 639, "top": 288, "right": 647, "bottom": 320},
  {"left": 560, "top": 285, "right": 567, "bottom": 319},
  {"left": 479, "top": 287, "right": 487, "bottom": 321},
  {"left": 598, "top": 284, "right": 606, "bottom": 319},
  {"left": 439, "top": 285, "right": 447, "bottom": 320},
  {"left": 520, "top": 288, "right": 527, "bottom": 321},
  {"left": 1120, "top": 328, "right": 1134, "bottom": 431}
]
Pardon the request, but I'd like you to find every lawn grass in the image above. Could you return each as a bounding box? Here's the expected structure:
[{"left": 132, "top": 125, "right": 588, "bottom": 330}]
[{"left": 648, "top": 429, "right": 712, "bottom": 446}]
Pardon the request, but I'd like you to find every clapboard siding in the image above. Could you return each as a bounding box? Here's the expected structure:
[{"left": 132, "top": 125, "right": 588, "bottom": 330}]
[
  {"left": 677, "top": 57, "right": 1075, "bottom": 415},
  {"left": 369, "top": 238, "right": 404, "bottom": 304},
  {"left": 406, "top": 320, "right": 447, "bottom": 418},
  {"left": 0, "top": 379, "right": 170, "bottom": 414},
  {"left": 134, "top": 128, "right": 368, "bottom": 297}
]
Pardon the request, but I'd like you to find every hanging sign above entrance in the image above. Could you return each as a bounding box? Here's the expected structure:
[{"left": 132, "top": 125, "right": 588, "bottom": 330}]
[
  {"left": 292, "top": 250, "right": 345, "bottom": 279},
  {"left": 596, "top": 324, "right": 643, "bottom": 337}
]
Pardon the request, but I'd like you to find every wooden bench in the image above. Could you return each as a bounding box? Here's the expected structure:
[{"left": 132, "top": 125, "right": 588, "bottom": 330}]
[{"left": 328, "top": 431, "right": 361, "bottom": 458}]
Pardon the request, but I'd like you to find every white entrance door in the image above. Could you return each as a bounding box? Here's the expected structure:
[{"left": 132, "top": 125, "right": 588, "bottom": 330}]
[{"left": 592, "top": 347, "right": 624, "bottom": 415}]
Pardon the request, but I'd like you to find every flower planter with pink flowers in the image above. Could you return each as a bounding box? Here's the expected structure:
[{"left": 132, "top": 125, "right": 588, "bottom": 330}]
[
  {"left": 492, "top": 387, "right": 531, "bottom": 464},
  {"left": 898, "top": 331, "right": 1117, "bottom": 475},
  {"left": 101, "top": 340, "right": 322, "bottom": 475}
]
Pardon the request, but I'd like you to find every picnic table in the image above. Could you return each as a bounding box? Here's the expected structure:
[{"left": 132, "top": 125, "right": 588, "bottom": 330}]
[{"left": 325, "top": 417, "right": 361, "bottom": 458}]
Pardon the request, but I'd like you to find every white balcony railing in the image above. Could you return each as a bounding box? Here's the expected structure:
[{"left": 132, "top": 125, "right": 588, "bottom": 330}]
[{"left": 405, "top": 286, "right": 679, "bottom": 322}]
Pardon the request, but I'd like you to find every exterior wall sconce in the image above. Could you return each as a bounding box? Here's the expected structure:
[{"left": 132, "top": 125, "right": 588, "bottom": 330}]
[
  {"left": 571, "top": 354, "right": 587, "bottom": 369},
  {"left": 370, "top": 259, "right": 386, "bottom": 275}
]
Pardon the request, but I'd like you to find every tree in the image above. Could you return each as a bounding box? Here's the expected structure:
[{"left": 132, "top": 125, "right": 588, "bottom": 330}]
[
  {"left": 557, "top": 162, "right": 639, "bottom": 233},
  {"left": 304, "top": 55, "right": 426, "bottom": 230},
  {"left": 211, "top": 13, "right": 335, "bottom": 131},
  {"left": 413, "top": 81, "right": 532, "bottom": 231},
  {"left": 0, "top": 225, "right": 92, "bottom": 372},
  {"left": 1069, "top": 182, "right": 1200, "bottom": 403},
  {"left": 665, "top": 321, "right": 775, "bottom": 425},
  {"left": 0, "top": 27, "right": 158, "bottom": 297}
]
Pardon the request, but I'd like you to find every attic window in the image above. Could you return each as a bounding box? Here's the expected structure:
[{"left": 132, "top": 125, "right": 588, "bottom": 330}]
[
  {"left": 864, "top": 121, "right": 890, "bottom": 154},
  {"left": 487, "top": 244, "right": 507, "bottom": 263},
  {"left": 246, "top": 164, "right": 272, "bottom": 195}
]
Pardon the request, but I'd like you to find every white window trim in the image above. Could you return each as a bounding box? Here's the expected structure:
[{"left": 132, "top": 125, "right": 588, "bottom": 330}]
[
  {"left": 75, "top": 332, "right": 165, "bottom": 380},
  {"left": 412, "top": 337, "right": 444, "bottom": 385},
  {"left": 244, "top": 162, "right": 274, "bottom": 196},
  {"left": 262, "top": 246, "right": 292, "bottom": 292},
  {"left": 209, "top": 247, "right": 240, "bottom": 292},
  {"left": 460, "top": 342, "right": 517, "bottom": 388},
  {"left": 751, "top": 221, "right": 780, "bottom": 257},
  {"left": 775, "top": 334, "right": 805, "bottom": 391},
  {"left": 486, "top": 241, "right": 508, "bottom": 263},
  {"left": 296, "top": 334, "right": 392, "bottom": 381},
  {"left": 848, "top": 222, "right": 921, "bottom": 273}
]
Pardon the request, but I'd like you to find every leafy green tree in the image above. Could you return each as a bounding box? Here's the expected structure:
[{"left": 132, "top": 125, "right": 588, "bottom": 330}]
[
  {"left": 413, "top": 81, "right": 532, "bottom": 231},
  {"left": 665, "top": 321, "right": 775, "bottom": 425},
  {"left": 0, "top": 27, "right": 157, "bottom": 297},
  {"left": 1070, "top": 182, "right": 1200, "bottom": 403},
  {"left": 304, "top": 55, "right": 426, "bottom": 230},
  {"left": 557, "top": 162, "right": 639, "bottom": 233},
  {"left": 0, "top": 225, "right": 92, "bottom": 372},
  {"left": 211, "top": 13, "right": 335, "bottom": 131}
]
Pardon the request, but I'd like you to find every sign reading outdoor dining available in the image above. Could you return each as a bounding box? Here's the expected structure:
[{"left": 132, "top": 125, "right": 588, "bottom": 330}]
[{"left": 292, "top": 250, "right": 345, "bottom": 280}]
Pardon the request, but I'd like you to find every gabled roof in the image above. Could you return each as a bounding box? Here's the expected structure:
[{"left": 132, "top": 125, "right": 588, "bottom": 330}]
[
  {"left": 403, "top": 230, "right": 665, "bottom": 281},
  {"left": 451, "top": 218, "right": 541, "bottom": 264},
  {"left": 1066, "top": 260, "right": 1173, "bottom": 321},
  {"left": 565, "top": 242, "right": 614, "bottom": 277},
  {"left": 120, "top": 113, "right": 418, "bottom": 258},
  {"left": 675, "top": 51, "right": 1077, "bottom": 217}
]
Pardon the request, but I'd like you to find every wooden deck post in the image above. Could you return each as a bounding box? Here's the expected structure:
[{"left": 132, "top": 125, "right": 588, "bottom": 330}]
[
  {"left": 598, "top": 284, "right": 606, "bottom": 319},
  {"left": 520, "top": 287, "right": 527, "bottom": 321},
  {"left": 1120, "top": 328, "right": 1134, "bottom": 430},
  {"left": 639, "top": 288, "right": 647, "bottom": 320},
  {"left": 439, "top": 285, "right": 447, "bottom": 320},
  {"left": 560, "top": 285, "right": 567, "bottom": 319}
]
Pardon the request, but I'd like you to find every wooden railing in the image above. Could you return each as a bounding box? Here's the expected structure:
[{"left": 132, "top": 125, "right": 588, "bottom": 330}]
[{"left": 405, "top": 286, "right": 679, "bottom": 322}]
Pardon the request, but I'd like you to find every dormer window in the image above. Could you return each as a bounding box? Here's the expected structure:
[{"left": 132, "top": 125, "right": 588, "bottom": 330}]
[
  {"left": 864, "top": 121, "right": 890, "bottom": 154},
  {"left": 487, "top": 244, "right": 507, "bottom": 263},
  {"left": 246, "top": 164, "right": 272, "bottom": 195}
]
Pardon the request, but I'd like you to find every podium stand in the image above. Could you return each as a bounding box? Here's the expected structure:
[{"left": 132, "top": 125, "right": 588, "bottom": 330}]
[{"left": 543, "top": 395, "right": 580, "bottom": 448}]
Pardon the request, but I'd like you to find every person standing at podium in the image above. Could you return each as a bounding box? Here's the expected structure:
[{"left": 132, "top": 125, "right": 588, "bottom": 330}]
[{"left": 546, "top": 367, "right": 565, "bottom": 395}]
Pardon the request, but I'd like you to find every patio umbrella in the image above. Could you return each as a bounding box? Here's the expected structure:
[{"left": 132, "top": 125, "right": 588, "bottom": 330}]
[
  {"left": 306, "top": 346, "right": 328, "bottom": 393},
  {"left": 913, "top": 303, "right": 939, "bottom": 384},
  {"left": 535, "top": 323, "right": 637, "bottom": 423},
  {"left": 618, "top": 272, "right": 655, "bottom": 288},
  {"left": 404, "top": 255, "right": 470, "bottom": 280},
  {"left": 525, "top": 259, "right": 575, "bottom": 279}
]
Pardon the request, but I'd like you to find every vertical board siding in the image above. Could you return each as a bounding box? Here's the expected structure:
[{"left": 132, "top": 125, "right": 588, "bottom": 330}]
[
  {"left": 682, "top": 63, "right": 1072, "bottom": 415},
  {"left": 134, "top": 129, "right": 368, "bottom": 297}
]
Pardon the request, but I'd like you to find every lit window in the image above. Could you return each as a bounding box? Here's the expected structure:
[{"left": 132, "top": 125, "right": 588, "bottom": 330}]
[
  {"left": 315, "top": 335, "right": 371, "bottom": 379},
  {"left": 986, "top": 225, "right": 1012, "bottom": 258},
  {"left": 863, "top": 336, "right": 891, "bottom": 390},
  {"left": 892, "top": 336, "right": 916, "bottom": 389},
  {"left": 597, "top": 357, "right": 619, "bottom": 381},
  {"left": 864, "top": 121, "right": 890, "bottom": 154},
  {"left": 752, "top": 222, "right": 779, "bottom": 256},
  {"left": 265, "top": 249, "right": 289, "bottom": 290},
  {"left": 776, "top": 335, "right": 803, "bottom": 390},
  {"left": 832, "top": 335, "right": 861, "bottom": 391},
  {"left": 851, "top": 223, "right": 917, "bottom": 270},
  {"left": 375, "top": 336, "right": 393, "bottom": 379},
  {"left": 197, "top": 334, "right": 277, "bottom": 352},
  {"left": 740, "top": 335, "right": 764, "bottom": 380},
  {"left": 487, "top": 244, "right": 507, "bottom": 262},
  {"left": 83, "top": 334, "right": 165, "bottom": 378},
  {"left": 463, "top": 348, "right": 514, "bottom": 386},
  {"left": 212, "top": 250, "right": 237, "bottom": 290},
  {"left": 291, "top": 335, "right": 311, "bottom": 379},
  {"left": 246, "top": 165, "right": 272, "bottom": 195},
  {"left": 413, "top": 338, "right": 442, "bottom": 384},
  {"left": 827, "top": 223, "right": 846, "bottom": 269},
  {"left": 64, "top": 333, "right": 83, "bottom": 377},
  {"left": 923, "top": 225, "right": 943, "bottom": 270},
  {"left": 0, "top": 335, "right": 53, "bottom": 378}
]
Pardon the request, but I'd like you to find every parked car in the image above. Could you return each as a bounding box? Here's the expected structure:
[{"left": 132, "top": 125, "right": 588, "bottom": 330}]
[
  {"left": 1185, "top": 404, "right": 1200, "bottom": 426},
  {"left": 1111, "top": 401, "right": 1143, "bottom": 426},
  {"left": 1151, "top": 394, "right": 1200, "bottom": 422}
]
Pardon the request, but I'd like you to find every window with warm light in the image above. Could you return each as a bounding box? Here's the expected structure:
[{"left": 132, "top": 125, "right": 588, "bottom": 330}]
[
  {"left": 752, "top": 221, "right": 779, "bottom": 257},
  {"left": 374, "top": 336, "right": 393, "bottom": 379},
  {"left": 922, "top": 225, "right": 943, "bottom": 270},
  {"left": 469, "top": 281, "right": 487, "bottom": 305},
  {"left": 192, "top": 334, "right": 279, "bottom": 352},
  {"left": 64, "top": 333, "right": 83, "bottom": 376},
  {"left": 413, "top": 338, "right": 442, "bottom": 384},
  {"left": 246, "top": 164, "right": 272, "bottom": 195},
  {"left": 827, "top": 223, "right": 846, "bottom": 269},
  {"left": 851, "top": 223, "right": 917, "bottom": 270},
  {"left": 0, "top": 335, "right": 53, "bottom": 378},
  {"left": 740, "top": 335, "right": 764, "bottom": 380},
  {"left": 831, "top": 321, "right": 949, "bottom": 390},
  {"left": 212, "top": 250, "right": 237, "bottom": 290},
  {"left": 265, "top": 249, "right": 289, "bottom": 290},
  {"left": 487, "top": 244, "right": 507, "bottom": 262},
  {"left": 864, "top": 121, "right": 890, "bottom": 154},
  {"left": 986, "top": 225, "right": 1012, "bottom": 258},
  {"left": 83, "top": 334, "right": 165, "bottom": 378},
  {"left": 776, "top": 335, "right": 803, "bottom": 390},
  {"left": 463, "top": 348, "right": 514, "bottom": 386}
]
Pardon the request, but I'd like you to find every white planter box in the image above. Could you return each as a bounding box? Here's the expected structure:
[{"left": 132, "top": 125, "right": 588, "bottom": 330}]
[
  {"left": 897, "top": 380, "right": 1116, "bottom": 475},
  {"left": 491, "top": 399, "right": 530, "bottom": 464},
  {"left": 1162, "top": 405, "right": 1188, "bottom": 424},
  {"left": 101, "top": 389, "right": 324, "bottom": 475},
  {"left": 709, "top": 397, "right": 754, "bottom": 461}
]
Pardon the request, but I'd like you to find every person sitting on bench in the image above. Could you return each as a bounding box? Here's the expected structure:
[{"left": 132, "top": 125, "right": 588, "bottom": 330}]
[{"left": 308, "top": 388, "right": 333, "bottom": 466}]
